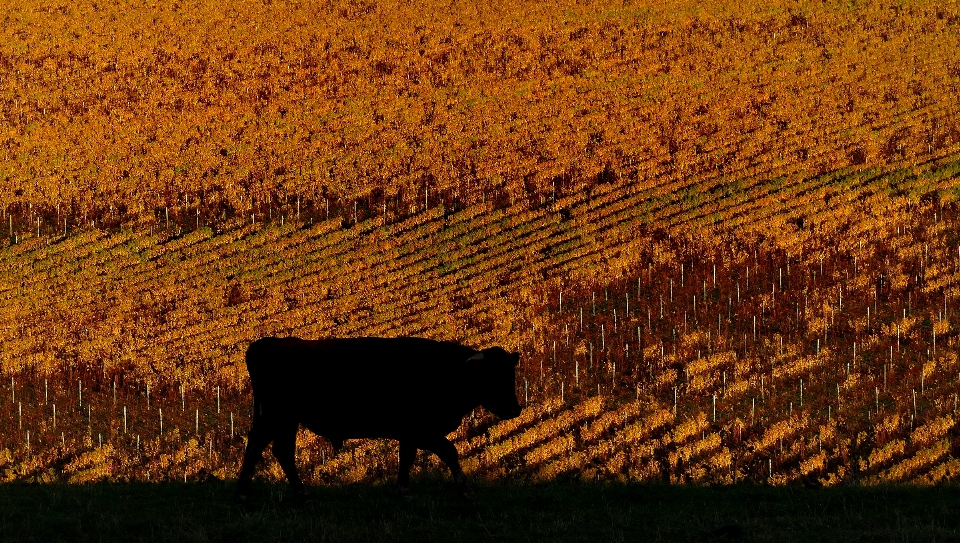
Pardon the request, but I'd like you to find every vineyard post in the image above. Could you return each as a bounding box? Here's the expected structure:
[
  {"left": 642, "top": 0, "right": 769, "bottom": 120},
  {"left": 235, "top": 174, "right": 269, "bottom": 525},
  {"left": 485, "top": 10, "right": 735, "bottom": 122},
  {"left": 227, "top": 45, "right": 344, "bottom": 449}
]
[
  {"left": 44, "top": 379, "right": 47, "bottom": 404},
  {"left": 800, "top": 379, "right": 803, "bottom": 407},
  {"left": 217, "top": 386, "right": 220, "bottom": 413},
  {"left": 123, "top": 406, "right": 127, "bottom": 433},
  {"left": 52, "top": 404, "right": 56, "bottom": 429},
  {"left": 18, "top": 402, "right": 21, "bottom": 429},
  {"left": 160, "top": 408, "right": 163, "bottom": 435},
  {"left": 230, "top": 412, "right": 234, "bottom": 438}
]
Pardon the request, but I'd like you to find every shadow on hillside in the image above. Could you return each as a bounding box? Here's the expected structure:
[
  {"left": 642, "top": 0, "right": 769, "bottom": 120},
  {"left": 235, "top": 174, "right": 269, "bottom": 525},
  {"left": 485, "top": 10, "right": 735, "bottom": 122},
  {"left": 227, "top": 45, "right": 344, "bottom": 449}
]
[{"left": 0, "top": 480, "right": 958, "bottom": 543}]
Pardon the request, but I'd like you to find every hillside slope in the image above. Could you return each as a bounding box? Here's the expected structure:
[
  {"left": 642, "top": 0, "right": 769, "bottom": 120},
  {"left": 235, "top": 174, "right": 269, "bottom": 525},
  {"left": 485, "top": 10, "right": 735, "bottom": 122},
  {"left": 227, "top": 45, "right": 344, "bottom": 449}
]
[
  {"left": 1, "top": 153, "right": 958, "bottom": 485},
  {"left": 1, "top": 0, "right": 960, "bottom": 486}
]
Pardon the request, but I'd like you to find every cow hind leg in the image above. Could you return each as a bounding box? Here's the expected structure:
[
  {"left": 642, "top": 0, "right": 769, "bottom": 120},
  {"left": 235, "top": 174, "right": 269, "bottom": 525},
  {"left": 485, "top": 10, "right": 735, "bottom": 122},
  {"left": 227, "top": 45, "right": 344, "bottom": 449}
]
[
  {"left": 272, "top": 421, "right": 305, "bottom": 498},
  {"left": 237, "top": 422, "right": 272, "bottom": 502}
]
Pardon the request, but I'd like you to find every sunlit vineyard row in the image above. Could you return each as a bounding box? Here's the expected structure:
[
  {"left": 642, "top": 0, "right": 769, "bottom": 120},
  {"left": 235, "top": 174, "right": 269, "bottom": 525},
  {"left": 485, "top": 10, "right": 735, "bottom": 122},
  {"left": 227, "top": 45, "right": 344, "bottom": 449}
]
[
  {"left": 1, "top": 153, "right": 958, "bottom": 483},
  {"left": 2, "top": 0, "right": 960, "bottom": 233}
]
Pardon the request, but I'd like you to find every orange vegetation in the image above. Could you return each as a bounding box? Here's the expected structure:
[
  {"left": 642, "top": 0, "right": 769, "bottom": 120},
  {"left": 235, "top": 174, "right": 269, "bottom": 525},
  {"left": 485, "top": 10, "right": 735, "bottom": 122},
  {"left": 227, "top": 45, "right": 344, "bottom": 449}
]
[{"left": 1, "top": 0, "right": 959, "bottom": 486}]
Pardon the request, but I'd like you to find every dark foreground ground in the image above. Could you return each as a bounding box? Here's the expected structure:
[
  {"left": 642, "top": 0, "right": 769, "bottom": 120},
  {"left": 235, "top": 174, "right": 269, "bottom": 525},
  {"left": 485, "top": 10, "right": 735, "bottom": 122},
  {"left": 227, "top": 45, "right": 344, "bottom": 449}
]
[{"left": 0, "top": 479, "right": 957, "bottom": 542}]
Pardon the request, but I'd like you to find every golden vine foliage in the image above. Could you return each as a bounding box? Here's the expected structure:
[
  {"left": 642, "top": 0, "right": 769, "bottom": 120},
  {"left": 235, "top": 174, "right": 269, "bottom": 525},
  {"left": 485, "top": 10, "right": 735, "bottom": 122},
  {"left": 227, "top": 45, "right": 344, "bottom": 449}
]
[{"left": 2, "top": 0, "right": 959, "bottom": 230}]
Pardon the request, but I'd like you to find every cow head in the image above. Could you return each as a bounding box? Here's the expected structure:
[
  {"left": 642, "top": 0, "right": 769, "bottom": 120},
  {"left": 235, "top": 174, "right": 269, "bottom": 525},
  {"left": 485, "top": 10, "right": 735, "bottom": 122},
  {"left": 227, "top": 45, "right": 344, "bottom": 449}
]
[{"left": 467, "top": 347, "right": 523, "bottom": 420}]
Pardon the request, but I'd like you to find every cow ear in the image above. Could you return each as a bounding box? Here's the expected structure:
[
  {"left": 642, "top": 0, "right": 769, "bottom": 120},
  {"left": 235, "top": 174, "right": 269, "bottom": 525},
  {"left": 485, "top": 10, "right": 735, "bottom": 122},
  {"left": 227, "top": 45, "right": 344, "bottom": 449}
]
[{"left": 511, "top": 352, "right": 520, "bottom": 366}]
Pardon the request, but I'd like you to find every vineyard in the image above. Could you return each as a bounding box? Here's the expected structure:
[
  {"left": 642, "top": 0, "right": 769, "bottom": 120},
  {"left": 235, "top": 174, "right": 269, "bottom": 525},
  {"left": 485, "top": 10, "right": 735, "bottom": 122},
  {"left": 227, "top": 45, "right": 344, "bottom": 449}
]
[{"left": 2, "top": 0, "right": 960, "bottom": 489}]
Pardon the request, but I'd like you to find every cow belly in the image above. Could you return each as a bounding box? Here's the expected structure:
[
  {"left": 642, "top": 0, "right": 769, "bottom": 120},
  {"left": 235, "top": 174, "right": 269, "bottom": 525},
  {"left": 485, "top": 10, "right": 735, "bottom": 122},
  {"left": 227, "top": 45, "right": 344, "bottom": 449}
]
[{"left": 299, "top": 403, "right": 462, "bottom": 441}]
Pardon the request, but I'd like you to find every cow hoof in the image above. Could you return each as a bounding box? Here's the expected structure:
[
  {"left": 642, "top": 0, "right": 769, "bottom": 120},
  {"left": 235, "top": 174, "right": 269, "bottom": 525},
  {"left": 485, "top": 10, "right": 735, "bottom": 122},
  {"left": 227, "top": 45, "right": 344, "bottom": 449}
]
[
  {"left": 235, "top": 492, "right": 256, "bottom": 512},
  {"left": 292, "top": 490, "right": 312, "bottom": 506}
]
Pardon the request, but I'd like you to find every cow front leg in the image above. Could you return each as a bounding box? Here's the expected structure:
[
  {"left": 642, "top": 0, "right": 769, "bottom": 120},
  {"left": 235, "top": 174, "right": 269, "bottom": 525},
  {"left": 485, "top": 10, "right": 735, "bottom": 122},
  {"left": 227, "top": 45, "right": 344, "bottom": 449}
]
[
  {"left": 237, "top": 422, "right": 272, "bottom": 503},
  {"left": 422, "top": 437, "right": 466, "bottom": 486},
  {"left": 272, "top": 421, "right": 305, "bottom": 500},
  {"left": 397, "top": 441, "right": 417, "bottom": 488}
]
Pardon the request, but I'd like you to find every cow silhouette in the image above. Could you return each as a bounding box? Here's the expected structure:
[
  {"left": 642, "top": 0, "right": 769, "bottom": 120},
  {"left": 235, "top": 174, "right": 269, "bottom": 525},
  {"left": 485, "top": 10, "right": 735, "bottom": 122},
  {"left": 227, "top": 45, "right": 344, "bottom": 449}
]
[{"left": 236, "top": 336, "right": 523, "bottom": 501}]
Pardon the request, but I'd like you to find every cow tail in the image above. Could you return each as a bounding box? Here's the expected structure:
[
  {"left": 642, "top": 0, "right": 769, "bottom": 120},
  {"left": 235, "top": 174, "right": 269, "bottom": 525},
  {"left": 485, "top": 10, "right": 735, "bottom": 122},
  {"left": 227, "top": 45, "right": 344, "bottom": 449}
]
[
  {"left": 245, "top": 338, "right": 271, "bottom": 424},
  {"left": 251, "top": 396, "right": 263, "bottom": 425}
]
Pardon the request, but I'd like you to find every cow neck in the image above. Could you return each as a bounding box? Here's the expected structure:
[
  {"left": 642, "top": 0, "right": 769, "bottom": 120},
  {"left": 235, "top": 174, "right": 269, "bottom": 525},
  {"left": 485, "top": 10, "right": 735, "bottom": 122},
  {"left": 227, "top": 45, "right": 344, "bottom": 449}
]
[{"left": 460, "top": 361, "right": 484, "bottom": 412}]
